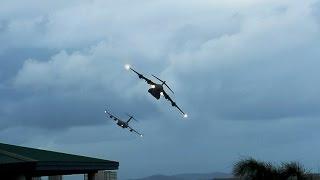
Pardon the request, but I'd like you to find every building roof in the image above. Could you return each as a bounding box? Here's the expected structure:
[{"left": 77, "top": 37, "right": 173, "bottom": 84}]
[{"left": 0, "top": 143, "right": 119, "bottom": 176}]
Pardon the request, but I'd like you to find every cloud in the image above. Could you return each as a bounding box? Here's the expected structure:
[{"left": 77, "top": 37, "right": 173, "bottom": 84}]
[
  {"left": 5, "top": 42, "right": 159, "bottom": 132},
  {"left": 164, "top": 1, "right": 320, "bottom": 120},
  {"left": 1, "top": 0, "right": 287, "bottom": 51},
  {"left": 1, "top": 0, "right": 320, "bottom": 179}
]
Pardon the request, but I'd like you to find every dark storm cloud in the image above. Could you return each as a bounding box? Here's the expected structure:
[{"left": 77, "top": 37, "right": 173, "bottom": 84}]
[
  {"left": 164, "top": 3, "right": 320, "bottom": 121},
  {"left": 1, "top": 1, "right": 320, "bottom": 179},
  {"left": 0, "top": 44, "right": 161, "bottom": 131},
  {"left": 0, "top": 48, "right": 57, "bottom": 81},
  {"left": 172, "top": 51, "right": 320, "bottom": 121}
]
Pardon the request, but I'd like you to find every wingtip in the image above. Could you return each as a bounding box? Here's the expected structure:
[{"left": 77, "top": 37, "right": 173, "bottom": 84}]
[
  {"left": 183, "top": 114, "right": 188, "bottom": 118},
  {"left": 124, "top": 64, "right": 131, "bottom": 70}
]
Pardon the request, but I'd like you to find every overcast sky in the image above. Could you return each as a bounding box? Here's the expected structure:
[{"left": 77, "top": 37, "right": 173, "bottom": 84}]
[{"left": 1, "top": 0, "right": 320, "bottom": 179}]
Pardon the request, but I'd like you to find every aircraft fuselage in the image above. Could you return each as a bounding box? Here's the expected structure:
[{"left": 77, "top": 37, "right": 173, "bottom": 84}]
[{"left": 117, "top": 121, "right": 128, "bottom": 128}]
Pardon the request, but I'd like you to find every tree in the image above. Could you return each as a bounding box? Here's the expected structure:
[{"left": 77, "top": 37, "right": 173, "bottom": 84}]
[
  {"left": 233, "top": 158, "right": 308, "bottom": 180},
  {"left": 280, "top": 162, "right": 308, "bottom": 180}
]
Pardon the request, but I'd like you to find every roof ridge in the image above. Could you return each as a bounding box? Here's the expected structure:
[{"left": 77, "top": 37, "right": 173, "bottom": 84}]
[
  {"left": 0, "top": 143, "right": 117, "bottom": 163},
  {"left": 0, "top": 143, "right": 85, "bottom": 159},
  {"left": 0, "top": 149, "right": 37, "bottom": 162}
]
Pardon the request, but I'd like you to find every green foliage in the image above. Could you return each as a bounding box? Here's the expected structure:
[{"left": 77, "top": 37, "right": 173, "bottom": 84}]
[
  {"left": 279, "top": 162, "right": 308, "bottom": 180},
  {"left": 233, "top": 158, "right": 308, "bottom": 180}
]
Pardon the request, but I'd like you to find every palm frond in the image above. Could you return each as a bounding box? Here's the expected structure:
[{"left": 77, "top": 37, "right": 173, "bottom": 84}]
[
  {"left": 233, "top": 157, "right": 276, "bottom": 179},
  {"left": 280, "top": 162, "right": 308, "bottom": 180}
]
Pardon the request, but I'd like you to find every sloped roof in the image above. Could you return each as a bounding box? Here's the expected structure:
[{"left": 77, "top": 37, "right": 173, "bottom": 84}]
[{"left": 0, "top": 143, "right": 119, "bottom": 176}]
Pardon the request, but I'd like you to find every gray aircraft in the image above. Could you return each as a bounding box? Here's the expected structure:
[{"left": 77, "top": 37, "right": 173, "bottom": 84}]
[
  {"left": 125, "top": 64, "right": 187, "bottom": 118},
  {"left": 105, "top": 109, "right": 143, "bottom": 137}
]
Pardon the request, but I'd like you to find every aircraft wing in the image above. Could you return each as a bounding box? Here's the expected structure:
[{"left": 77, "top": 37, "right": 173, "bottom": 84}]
[
  {"left": 162, "top": 91, "right": 186, "bottom": 116},
  {"left": 104, "top": 109, "right": 121, "bottom": 121},
  {"left": 128, "top": 126, "right": 143, "bottom": 137},
  {"left": 129, "top": 67, "right": 156, "bottom": 85}
]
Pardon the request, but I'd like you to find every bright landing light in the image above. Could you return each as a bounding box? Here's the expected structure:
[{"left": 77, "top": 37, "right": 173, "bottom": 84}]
[
  {"left": 183, "top": 114, "right": 188, "bottom": 118},
  {"left": 150, "top": 85, "right": 156, "bottom": 88},
  {"left": 124, "top": 64, "right": 131, "bottom": 70}
]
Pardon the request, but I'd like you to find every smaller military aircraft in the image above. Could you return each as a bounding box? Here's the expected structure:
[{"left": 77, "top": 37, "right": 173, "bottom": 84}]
[{"left": 104, "top": 109, "right": 143, "bottom": 137}]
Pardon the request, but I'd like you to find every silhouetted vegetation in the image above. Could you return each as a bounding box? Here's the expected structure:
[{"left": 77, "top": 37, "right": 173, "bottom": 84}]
[{"left": 233, "top": 157, "right": 308, "bottom": 180}]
